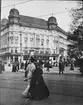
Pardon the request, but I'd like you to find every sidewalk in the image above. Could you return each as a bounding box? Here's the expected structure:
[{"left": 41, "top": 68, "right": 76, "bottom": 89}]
[
  {"left": 19, "top": 66, "right": 81, "bottom": 75},
  {"left": 4, "top": 64, "right": 81, "bottom": 75},
  {"left": 43, "top": 66, "right": 81, "bottom": 74}
]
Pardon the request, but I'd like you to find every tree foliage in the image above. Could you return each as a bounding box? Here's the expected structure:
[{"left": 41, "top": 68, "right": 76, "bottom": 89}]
[
  {"left": 68, "top": 1, "right": 83, "bottom": 58},
  {"left": 69, "top": 1, "right": 83, "bottom": 32},
  {"left": 68, "top": 26, "right": 83, "bottom": 58}
]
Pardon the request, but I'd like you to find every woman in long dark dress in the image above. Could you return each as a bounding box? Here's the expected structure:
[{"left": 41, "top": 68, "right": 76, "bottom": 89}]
[{"left": 28, "top": 60, "right": 50, "bottom": 100}]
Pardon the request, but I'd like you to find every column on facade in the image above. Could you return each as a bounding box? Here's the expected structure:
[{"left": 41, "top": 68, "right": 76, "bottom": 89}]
[
  {"left": 6, "top": 56, "right": 9, "bottom": 63},
  {"left": 64, "top": 49, "right": 67, "bottom": 57},
  {"left": 39, "top": 49, "right": 40, "bottom": 54},
  {"left": 19, "top": 55, "right": 23, "bottom": 62},
  {"left": 6, "top": 56, "right": 10, "bottom": 64},
  {"left": 9, "top": 56, "right": 11, "bottom": 63},
  {"left": 13, "top": 56, "right": 15, "bottom": 62},
  {"left": 18, "top": 56, "right": 21, "bottom": 62},
  {"left": 44, "top": 49, "right": 45, "bottom": 54}
]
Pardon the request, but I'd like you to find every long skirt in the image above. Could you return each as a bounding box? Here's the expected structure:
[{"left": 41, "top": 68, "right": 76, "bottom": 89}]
[
  {"left": 22, "top": 78, "right": 31, "bottom": 97},
  {"left": 28, "top": 76, "right": 50, "bottom": 100}
]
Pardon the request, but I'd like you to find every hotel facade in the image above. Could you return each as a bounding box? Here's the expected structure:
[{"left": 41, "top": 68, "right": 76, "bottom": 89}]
[{"left": 0, "top": 8, "right": 72, "bottom": 63}]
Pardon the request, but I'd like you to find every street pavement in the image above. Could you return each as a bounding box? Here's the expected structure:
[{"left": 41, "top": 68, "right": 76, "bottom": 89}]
[{"left": 0, "top": 66, "right": 83, "bottom": 105}]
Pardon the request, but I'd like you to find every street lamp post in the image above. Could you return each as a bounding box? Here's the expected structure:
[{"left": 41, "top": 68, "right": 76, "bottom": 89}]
[
  {"left": 19, "top": 22, "right": 22, "bottom": 68},
  {"left": 0, "top": 0, "right": 1, "bottom": 52},
  {"left": 20, "top": 31, "right": 22, "bottom": 63}
]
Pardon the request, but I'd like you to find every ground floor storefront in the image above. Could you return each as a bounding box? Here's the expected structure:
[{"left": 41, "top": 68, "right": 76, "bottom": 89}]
[{"left": 0, "top": 53, "right": 60, "bottom": 64}]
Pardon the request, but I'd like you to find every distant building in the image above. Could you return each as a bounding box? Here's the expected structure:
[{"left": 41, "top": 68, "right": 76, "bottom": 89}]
[{"left": 0, "top": 8, "right": 72, "bottom": 63}]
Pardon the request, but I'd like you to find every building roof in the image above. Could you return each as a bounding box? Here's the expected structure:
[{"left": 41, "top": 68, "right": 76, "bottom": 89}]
[
  {"left": 57, "top": 26, "right": 67, "bottom": 35},
  {"left": 20, "top": 15, "right": 48, "bottom": 29},
  {"left": 19, "top": 15, "right": 67, "bottom": 35},
  {"left": 1, "top": 8, "right": 68, "bottom": 35}
]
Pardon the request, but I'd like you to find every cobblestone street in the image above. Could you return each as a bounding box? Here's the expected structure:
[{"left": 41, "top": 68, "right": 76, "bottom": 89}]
[{"left": 0, "top": 67, "right": 83, "bottom": 105}]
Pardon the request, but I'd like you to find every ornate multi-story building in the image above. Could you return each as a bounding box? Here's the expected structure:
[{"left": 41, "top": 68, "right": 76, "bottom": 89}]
[{"left": 0, "top": 8, "right": 72, "bottom": 63}]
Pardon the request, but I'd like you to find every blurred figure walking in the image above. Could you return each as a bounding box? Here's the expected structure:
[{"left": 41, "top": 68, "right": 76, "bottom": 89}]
[
  {"left": 22, "top": 56, "right": 36, "bottom": 97},
  {"left": 70, "top": 58, "right": 75, "bottom": 70},
  {"left": 0, "top": 60, "right": 3, "bottom": 74},
  {"left": 59, "top": 56, "right": 65, "bottom": 74},
  {"left": 24, "top": 61, "right": 29, "bottom": 81},
  {"left": 78, "top": 56, "right": 83, "bottom": 75},
  {"left": 46, "top": 60, "right": 50, "bottom": 72},
  {"left": 28, "top": 60, "right": 50, "bottom": 100}
]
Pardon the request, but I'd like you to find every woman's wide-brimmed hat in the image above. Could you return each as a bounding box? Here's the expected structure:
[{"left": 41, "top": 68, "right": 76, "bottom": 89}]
[
  {"left": 39, "top": 60, "right": 43, "bottom": 65},
  {"left": 30, "top": 56, "right": 36, "bottom": 62}
]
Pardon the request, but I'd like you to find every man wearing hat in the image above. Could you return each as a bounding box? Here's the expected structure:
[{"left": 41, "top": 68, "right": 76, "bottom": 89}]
[
  {"left": 79, "top": 56, "right": 83, "bottom": 75},
  {"left": 0, "top": 60, "right": 3, "bottom": 74},
  {"left": 22, "top": 56, "right": 36, "bottom": 97}
]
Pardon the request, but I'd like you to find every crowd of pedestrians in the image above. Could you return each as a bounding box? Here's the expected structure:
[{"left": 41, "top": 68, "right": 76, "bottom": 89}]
[
  {"left": 0, "top": 55, "right": 83, "bottom": 75},
  {"left": 1, "top": 55, "right": 83, "bottom": 101},
  {"left": 21, "top": 55, "right": 78, "bottom": 100}
]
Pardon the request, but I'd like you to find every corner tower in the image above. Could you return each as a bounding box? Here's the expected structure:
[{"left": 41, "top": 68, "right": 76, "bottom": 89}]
[
  {"left": 48, "top": 16, "right": 58, "bottom": 30},
  {"left": 8, "top": 8, "right": 20, "bottom": 24}
]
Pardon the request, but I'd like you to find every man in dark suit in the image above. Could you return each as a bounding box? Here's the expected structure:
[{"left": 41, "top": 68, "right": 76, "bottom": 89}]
[
  {"left": 24, "top": 61, "right": 29, "bottom": 81},
  {"left": 59, "top": 56, "right": 65, "bottom": 74},
  {"left": 0, "top": 60, "right": 3, "bottom": 74},
  {"left": 79, "top": 57, "right": 83, "bottom": 75}
]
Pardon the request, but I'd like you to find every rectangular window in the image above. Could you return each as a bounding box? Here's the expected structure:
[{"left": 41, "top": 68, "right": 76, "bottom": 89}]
[
  {"left": 30, "top": 34, "right": 35, "bottom": 45},
  {"left": 15, "top": 42, "right": 17, "bottom": 44},
  {"left": 46, "top": 39, "right": 49, "bottom": 47},
  {"left": 36, "top": 40, "right": 40, "bottom": 46},
  {"left": 11, "top": 41, "right": 13, "bottom": 44},
  {"left": 15, "top": 36, "right": 18, "bottom": 44},
  {"left": 10, "top": 36, "right": 14, "bottom": 44},
  {"left": 41, "top": 39, "right": 44, "bottom": 46},
  {"left": 15, "top": 48, "right": 17, "bottom": 53},
  {"left": 24, "top": 37, "right": 28, "bottom": 43},
  {"left": 11, "top": 49, "right": 13, "bottom": 53}
]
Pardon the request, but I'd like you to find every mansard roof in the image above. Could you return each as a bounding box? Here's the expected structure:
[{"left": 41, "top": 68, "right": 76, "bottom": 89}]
[
  {"left": 2, "top": 9, "right": 67, "bottom": 35},
  {"left": 19, "top": 15, "right": 48, "bottom": 29},
  {"left": 19, "top": 15, "right": 67, "bottom": 35}
]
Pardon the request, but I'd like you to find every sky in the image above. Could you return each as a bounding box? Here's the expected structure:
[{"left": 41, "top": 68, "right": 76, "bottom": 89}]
[{"left": 1, "top": 0, "right": 77, "bottom": 32}]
